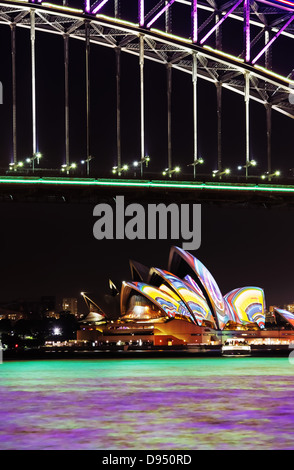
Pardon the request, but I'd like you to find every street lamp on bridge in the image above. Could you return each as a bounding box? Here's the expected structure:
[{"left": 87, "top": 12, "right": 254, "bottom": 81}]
[
  {"left": 188, "top": 157, "right": 204, "bottom": 179},
  {"left": 112, "top": 164, "right": 129, "bottom": 176},
  {"left": 261, "top": 170, "right": 281, "bottom": 181},
  {"left": 212, "top": 168, "right": 231, "bottom": 178},
  {"left": 81, "top": 155, "right": 94, "bottom": 176},
  {"left": 237, "top": 159, "right": 257, "bottom": 179},
  {"left": 162, "top": 166, "right": 181, "bottom": 177},
  {"left": 25, "top": 152, "right": 42, "bottom": 173},
  {"left": 61, "top": 162, "right": 77, "bottom": 174},
  {"left": 133, "top": 155, "right": 150, "bottom": 177},
  {"left": 9, "top": 161, "right": 24, "bottom": 171}
]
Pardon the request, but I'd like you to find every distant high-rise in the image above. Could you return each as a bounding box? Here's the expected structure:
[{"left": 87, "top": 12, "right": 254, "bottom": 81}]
[
  {"left": 62, "top": 298, "right": 78, "bottom": 316},
  {"left": 41, "top": 296, "right": 56, "bottom": 313},
  {"left": 285, "top": 303, "right": 294, "bottom": 313}
]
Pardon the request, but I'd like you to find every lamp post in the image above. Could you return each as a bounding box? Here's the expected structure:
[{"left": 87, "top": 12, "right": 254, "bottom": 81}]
[
  {"left": 26, "top": 152, "right": 42, "bottom": 173},
  {"left": 212, "top": 168, "right": 230, "bottom": 178},
  {"left": 9, "top": 161, "right": 24, "bottom": 171},
  {"left": 162, "top": 166, "right": 180, "bottom": 178},
  {"left": 81, "top": 155, "right": 94, "bottom": 176},
  {"left": 188, "top": 157, "right": 204, "bottom": 179},
  {"left": 237, "top": 159, "right": 257, "bottom": 179},
  {"left": 61, "top": 162, "right": 77, "bottom": 175},
  {"left": 133, "top": 155, "right": 150, "bottom": 177},
  {"left": 112, "top": 164, "right": 128, "bottom": 176},
  {"left": 261, "top": 170, "right": 280, "bottom": 181}
]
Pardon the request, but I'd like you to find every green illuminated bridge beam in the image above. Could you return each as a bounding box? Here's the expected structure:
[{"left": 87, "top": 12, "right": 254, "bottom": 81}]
[
  {"left": 1, "top": 176, "right": 294, "bottom": 205},
  {"left": 1, "top": 0, "right": 294, "bottom": 181}
]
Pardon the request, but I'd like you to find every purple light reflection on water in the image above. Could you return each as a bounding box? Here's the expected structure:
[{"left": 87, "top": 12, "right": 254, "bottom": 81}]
[{"left": 1, "top": 357, "right": 294, "bottom": 450}]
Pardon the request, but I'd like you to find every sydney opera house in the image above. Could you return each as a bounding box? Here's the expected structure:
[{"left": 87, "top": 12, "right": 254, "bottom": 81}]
[{"left": 77, "top": 246, "right": 294, "bottom": 349}]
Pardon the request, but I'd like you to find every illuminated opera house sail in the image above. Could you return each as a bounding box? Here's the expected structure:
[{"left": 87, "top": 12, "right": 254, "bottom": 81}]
[
  {"left": 77, "top": 246, "right": 294, "bottom": 347},
  {"left": 120, "top": 246, "right": 266, "bottom": 331}
]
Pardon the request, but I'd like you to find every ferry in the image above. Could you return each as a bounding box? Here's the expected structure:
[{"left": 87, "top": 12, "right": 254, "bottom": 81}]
[{"left": 222, "top": 338, "right": 251, "bottom": 356}]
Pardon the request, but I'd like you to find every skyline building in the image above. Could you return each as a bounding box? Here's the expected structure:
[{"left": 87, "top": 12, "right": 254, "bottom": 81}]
[{"left": 62, "top": 298, "right": 78, "bottom": 316}]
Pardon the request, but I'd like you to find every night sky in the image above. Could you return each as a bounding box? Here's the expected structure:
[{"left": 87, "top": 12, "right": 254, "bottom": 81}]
[
  {"left": 1, "top": 201, "right": 293, "bottom": 310},
  {"left": 0, "top": 0, "right": 294, "bottom": 312}
]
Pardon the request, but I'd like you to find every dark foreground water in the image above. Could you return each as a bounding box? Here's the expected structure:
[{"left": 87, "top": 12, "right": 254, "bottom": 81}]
[{"left": 1, "top": 356, "right": 294, "bottom": 450}]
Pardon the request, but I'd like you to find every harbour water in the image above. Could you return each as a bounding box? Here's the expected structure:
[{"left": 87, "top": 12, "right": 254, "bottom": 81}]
[{"left": 1, "top": 356, "right": 294, "bottom": 450}]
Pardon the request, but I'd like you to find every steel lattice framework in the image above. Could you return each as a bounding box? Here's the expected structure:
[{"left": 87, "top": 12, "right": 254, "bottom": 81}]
[{"left": 1, "top": 0, "right": 294, "bottom": 180}]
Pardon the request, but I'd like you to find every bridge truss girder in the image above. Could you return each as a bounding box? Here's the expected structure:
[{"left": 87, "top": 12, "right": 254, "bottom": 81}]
[
  {"left": 0, "top": 0, "right": 294, "bottom": 177},
  {"left": 0, "top": 1, "right": 293, "bottom": 116}
]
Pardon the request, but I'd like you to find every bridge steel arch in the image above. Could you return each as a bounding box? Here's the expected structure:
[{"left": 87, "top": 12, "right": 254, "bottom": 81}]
[{"left": 0, "top": 0, "right": 294, "bottom": 180}]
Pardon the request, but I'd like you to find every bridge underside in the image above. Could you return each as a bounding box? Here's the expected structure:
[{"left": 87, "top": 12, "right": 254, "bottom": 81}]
[
  {"left": 1, "top": 1, "right": 294, "bottom": 187},
  {"left": 1, "top": 176, "right": 294, "bottom": 207}
]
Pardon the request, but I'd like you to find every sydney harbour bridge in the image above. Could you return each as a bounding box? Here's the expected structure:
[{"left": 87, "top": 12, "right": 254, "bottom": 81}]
[{"left": 0, "top": 0, "right": 294, "bottom": 205}]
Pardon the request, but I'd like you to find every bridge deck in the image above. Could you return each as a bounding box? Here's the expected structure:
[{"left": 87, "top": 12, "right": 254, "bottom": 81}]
[{"left": 1, "top": 175, "right": 294, "bottom": 206}]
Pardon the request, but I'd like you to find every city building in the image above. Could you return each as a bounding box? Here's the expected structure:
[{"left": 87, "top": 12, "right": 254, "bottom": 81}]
[
  {"left": 62, "top": 297, "right": 78, "bottom": 316},
  {"left": 285, "top": 303, "right": 294, "bottom": 313},
  {"left": 0, "top": 306, "right": 26, "bottom": 322},
  {"left": 0, "top": 299, "right": 44, "bottom": 322},
  {"left": 40, "top": 296, "right": 58, "bottom": 318}
]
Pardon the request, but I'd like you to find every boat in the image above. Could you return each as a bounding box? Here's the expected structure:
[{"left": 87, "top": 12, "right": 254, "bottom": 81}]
[{"left": 221, "top": 338, "right": 251, "bottom": 356}]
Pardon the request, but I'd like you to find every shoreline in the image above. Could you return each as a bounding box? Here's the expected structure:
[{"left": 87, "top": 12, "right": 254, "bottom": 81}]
[{"left": 2, "top": 344, "right": 292, "bottom": 360}]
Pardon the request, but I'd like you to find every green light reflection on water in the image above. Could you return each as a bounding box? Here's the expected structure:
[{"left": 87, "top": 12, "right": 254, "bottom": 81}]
[
  {"left": 1, "top": 357, "right": 294, "bottom": 450},
  {"left": 1, "top": 356, "right": 293, "bottom": 377}
]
